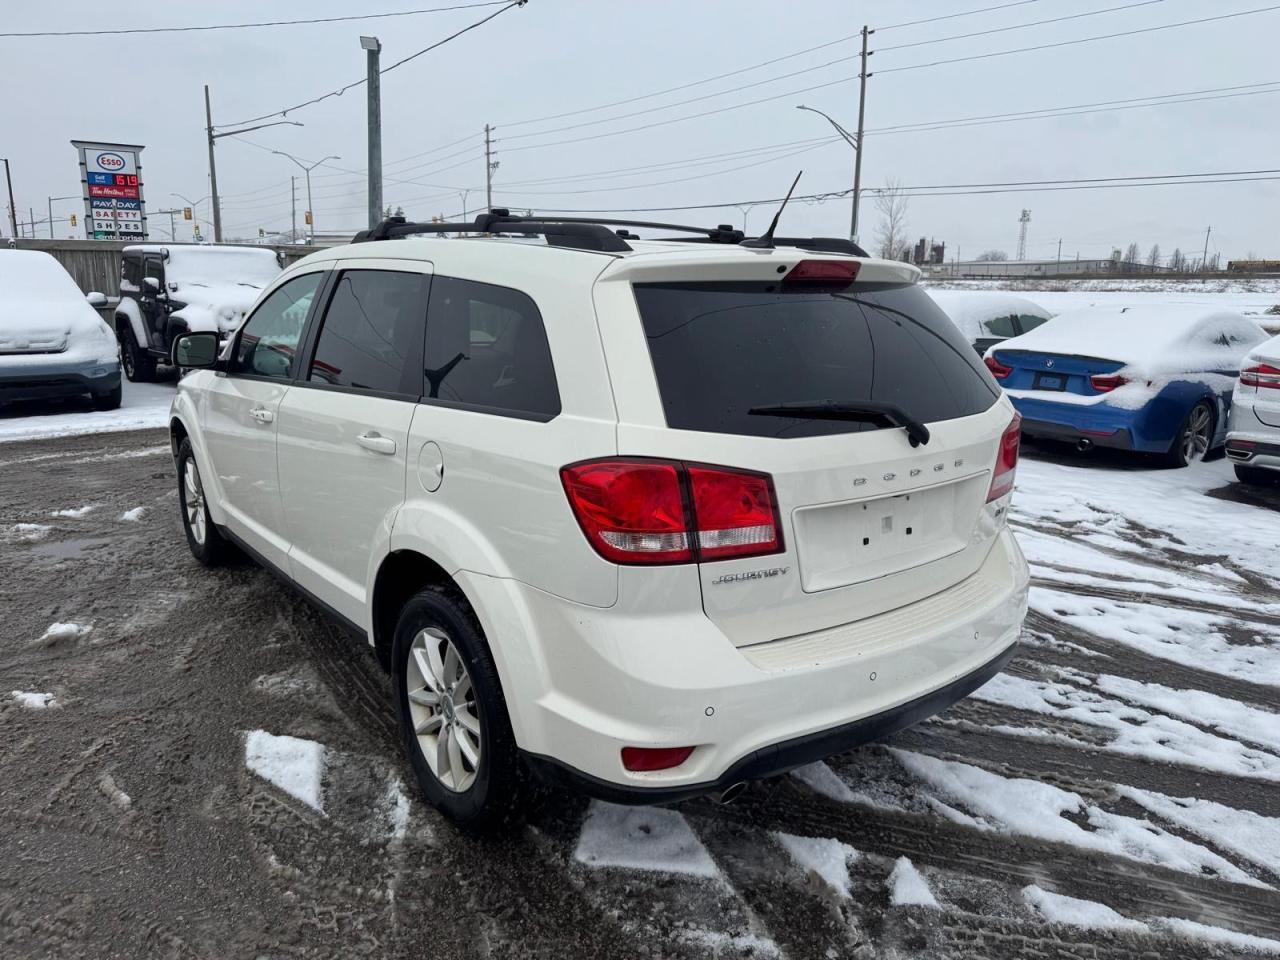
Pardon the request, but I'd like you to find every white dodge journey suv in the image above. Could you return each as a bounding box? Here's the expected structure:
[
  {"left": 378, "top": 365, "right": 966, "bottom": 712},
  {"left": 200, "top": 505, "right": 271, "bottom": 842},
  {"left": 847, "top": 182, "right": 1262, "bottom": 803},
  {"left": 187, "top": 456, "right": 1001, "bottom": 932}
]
[{"left": 169, "top": 211, "right": 1029, "bottom": 825}]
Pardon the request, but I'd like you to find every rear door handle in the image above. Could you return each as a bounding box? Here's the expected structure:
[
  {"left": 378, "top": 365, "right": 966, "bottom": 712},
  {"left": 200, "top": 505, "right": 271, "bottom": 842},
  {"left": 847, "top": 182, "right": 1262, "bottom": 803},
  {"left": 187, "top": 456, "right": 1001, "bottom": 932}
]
[
  {"left": 250, "top": 406, "right": 274, "bottom": 424},
  {"left": 357, "top": 431, "right": 397, "bottom": 455}
]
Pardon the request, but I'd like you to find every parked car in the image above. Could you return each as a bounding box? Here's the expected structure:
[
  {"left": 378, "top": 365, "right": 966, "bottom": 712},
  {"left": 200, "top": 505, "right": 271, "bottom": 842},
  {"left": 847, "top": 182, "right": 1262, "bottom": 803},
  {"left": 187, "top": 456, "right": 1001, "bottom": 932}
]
[
  {"left": 927, "top": 289, "right": 1053, "bottom": 355},
  {"left": 114, "top": 244, "right": 282, "bottom": 382},
  {"left": 0, "top": 249, "right": 121, "bottom": 410},
  {"left": 985, "top": 305, "right": 1268, "bottom": 467},
  {"left": 168, "top": 213, "right": 1029, "bottom": 825},
  {"left": 1226, "top": 332, "right": 1280, "bottom": 485}
]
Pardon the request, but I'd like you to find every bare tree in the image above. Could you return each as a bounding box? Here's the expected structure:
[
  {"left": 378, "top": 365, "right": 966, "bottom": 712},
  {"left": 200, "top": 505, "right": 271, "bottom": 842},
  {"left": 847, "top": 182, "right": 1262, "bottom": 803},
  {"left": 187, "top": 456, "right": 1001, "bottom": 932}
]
[
  {"left": 1169, "top": 247, "right": 1186, "bottom": 272},
  {"left": 1124, "top": 242, "right": 1141, "bottom": 270},
  {"left": 976, "top": 249, "right": 1009, "bottom": 261},
  {"left": 1147, "top": 243, "right": 1161, "bottom": 268},
  {"left": 874, "top": 180, "right": 911, "bottom": 261}
]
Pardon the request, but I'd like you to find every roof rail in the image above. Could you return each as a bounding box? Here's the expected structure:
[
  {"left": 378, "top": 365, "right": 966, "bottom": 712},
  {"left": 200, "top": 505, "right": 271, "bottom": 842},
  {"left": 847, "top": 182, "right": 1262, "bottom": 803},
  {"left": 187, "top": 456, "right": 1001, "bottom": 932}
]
[{"left": 351, "top": 211, "right": 634, "bottom": 253}]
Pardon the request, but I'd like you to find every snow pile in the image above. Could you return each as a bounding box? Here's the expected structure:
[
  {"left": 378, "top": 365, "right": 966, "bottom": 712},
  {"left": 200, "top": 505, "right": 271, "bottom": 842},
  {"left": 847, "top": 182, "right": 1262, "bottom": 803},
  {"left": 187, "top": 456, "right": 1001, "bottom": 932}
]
[
  {"left": 50, "top": 504, "right": 99, "bottom": 518},
  {"left": 971, "top": 671, "right": 1280, "bottom": 781},
  {"left": 6, "top": 523, "right": 50, "bottom": 542},
  {"left": 125, "top": 244, "right": 279, "bottom": 335},
  {"left": 887, "top": 857, "right": 939, "bottom": 908},
  {"left": 892, "top": 750, "right": 1264, "bottom": 886},
  {"left": 0, "top": 380, "right": 174, "bottom": 444},
  {"left": 39, "top": 622, "right": 92, "bottom": 643},
  {"left": 773, "top": 832, "right": 857, "bottom": 897},
  {"left": 1156, "top": 918, "right": 1280, "bottom": 954},
  {"left": 119, "top": 507, "right": 146, "bottom": 522},
  {"left": 1022, "top": 885, "right": 1147, "bottom": 932},
  {"left": 791, "top": 761, "right": 857, "bottom": 802},
  {"left": 10, "top": 690, "right": 58, "bottom": 709},
  {"left": 1119, "top": 789, "right": 1280, "bottom": 878},
  {"left": 97, "top": 773, "right": 132, "bottom": 811},
  {"left": 244, "top": 730, "right": 326, "bottom": 813},
  {"left": 574, "top": 801, "right": 720, "bottom": 878},
  {"left": 382, "top": 778, "right": 411, "bottom": 841},
  {"left": 927, "top": 289, "right": 1052, "bottom": 341},
  {"left": 680, "top": 930, "right": 781, "bottom": 957}
]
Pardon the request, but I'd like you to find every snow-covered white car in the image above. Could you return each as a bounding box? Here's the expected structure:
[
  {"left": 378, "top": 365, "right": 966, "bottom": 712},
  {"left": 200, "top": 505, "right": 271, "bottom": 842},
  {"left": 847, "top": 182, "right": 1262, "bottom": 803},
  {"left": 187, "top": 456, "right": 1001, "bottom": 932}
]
[
  {"left": 1, "top": 249, "right": 122, "bottom": 410},
  {"left": 927, "top": 289, "right": 1053, "bottom": 355},
  {"left": 986, "top": 305, "right": 1268, "bottom": 467},
  {"left": 167, "top": 212, "right": 1029, "bottom": 826},
  {"left": 1226, "top": 332, "right": 1280, "bottom": 485},
  {"left": 114, "top": 244, "right": 282, "bottom": 382}
]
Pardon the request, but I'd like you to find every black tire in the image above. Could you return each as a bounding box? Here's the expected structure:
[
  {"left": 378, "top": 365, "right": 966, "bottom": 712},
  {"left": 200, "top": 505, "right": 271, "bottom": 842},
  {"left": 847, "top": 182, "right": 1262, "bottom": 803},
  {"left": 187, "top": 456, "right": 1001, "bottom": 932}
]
[
  {"left": 1235, "top": 464, "right": 1276, "bottom": 486},
  {"left": 176, "top": 438, "right": 230, "bottom": 566},
  {"left": 392, "top": 585, "right": 524, "bottom": 829},
  {"left": 118, "top": 322, "right": 157, "bottom": 382},
  {"left": 91, "top": 383, "right": 122, "bottom": 410},
  {"left": 1161, "top": 400, "right": 1215, "bottom": 468}
]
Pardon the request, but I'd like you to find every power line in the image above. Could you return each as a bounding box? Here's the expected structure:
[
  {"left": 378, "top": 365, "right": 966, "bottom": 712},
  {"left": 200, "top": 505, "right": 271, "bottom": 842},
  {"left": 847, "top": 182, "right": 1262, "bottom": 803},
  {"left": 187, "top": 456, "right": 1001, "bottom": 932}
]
[
  {"left": 877, "top": 4, "right": 1280, "bottom": 74},
  {"left": 0, "top": 1, "right": 510, "bottom": 38},
  {"left": 877, "top": 0, "right": 1169, "bottom": 52},
  {"left": 216, "top": 0, "right": 526, "bottom": 128},
  {"left": 878, "top": 0, "right": 1040, "bottom": 31}
]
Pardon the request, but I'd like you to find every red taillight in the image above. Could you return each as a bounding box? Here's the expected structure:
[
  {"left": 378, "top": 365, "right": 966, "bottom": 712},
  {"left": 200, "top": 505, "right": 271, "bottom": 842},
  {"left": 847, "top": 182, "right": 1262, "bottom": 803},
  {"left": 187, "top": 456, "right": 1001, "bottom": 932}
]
[
  {"left": 687, "top": 465, "right": 781, "bottom": 560},
  {"left": 621, "top": 746, "right": 695, "bottom": 772},
  {"left": 1241, "top": 363, "right": 1280, "bottom": 389},
  {"left": 1090, "top": 374, "right": 1130, "bottom": 393},
  {"left": 559, "top": 460, "right": 690, "bottom": 564},
  {"left": 784, "top": 259, "right": 860, "bottom": 284},
  {"left": 987, "top": 414, "right": 1021, "bottom": 503},
  {"left": 560, "top": 459, "right": 783, "bottom": 565},
  {"left": 985, "top": 355, "right": 1012, "bottom": 380}
]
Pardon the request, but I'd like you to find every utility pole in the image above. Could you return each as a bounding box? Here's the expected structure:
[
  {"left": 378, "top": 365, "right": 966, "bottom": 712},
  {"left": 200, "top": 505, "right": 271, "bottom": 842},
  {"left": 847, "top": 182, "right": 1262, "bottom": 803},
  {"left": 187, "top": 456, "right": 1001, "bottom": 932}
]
[
  {"left": 291, "top": 176, "right": 297, "bottom": 241},
  {"left": 1056, "top": 237, "right": 1062, "bottom": 274},
  {"left": 851, "top": 25, "right": 873, "bottom": 243},
  {"left": 2, "top": 157, "right": 16, "bottom": 239},
  {"left": 484, "top": 124, "right": 496, "bottom": 213},
  {"left": 204, "top": 85, "right": 223, "bottom": 243},
  {"left": 1201, "top": 225, "right": 1212, "bottom": 273},
  {"left": 362, "top": 36, "right": 383, "bottom": 228},
  {"left": 47, "top": 198, "right": 54, "bottom": 239},
  {"left": 155, "top": 207, "right": 182, "bottom": 241},
  {"left": 273, "top": 150, "right": 339, "bottom": 244}
]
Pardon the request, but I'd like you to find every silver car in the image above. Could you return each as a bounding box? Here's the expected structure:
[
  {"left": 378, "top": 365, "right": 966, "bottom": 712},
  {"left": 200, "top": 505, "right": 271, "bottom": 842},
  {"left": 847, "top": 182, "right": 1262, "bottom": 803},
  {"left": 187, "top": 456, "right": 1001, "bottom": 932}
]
[{"left": 1226, "top": 332, "right": 1280, "bottom": 484}]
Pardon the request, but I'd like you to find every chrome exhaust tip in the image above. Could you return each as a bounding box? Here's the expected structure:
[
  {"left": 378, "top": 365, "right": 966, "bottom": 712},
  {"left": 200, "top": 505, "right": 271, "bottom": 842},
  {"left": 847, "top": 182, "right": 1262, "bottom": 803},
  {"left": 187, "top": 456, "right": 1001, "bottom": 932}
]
[
  {"left": 715, "top": 782, "right": 748, "bottom": 805},
  {"left": 1076, "top": 438, "right": 1093, "bottom": 452}
]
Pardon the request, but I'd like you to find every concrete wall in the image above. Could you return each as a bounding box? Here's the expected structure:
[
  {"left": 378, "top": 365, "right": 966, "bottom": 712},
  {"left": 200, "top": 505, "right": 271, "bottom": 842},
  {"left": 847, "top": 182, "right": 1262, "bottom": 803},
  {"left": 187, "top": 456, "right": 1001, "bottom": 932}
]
[{"left": 5, "top": 238, "right": 313, "bottom": 297}]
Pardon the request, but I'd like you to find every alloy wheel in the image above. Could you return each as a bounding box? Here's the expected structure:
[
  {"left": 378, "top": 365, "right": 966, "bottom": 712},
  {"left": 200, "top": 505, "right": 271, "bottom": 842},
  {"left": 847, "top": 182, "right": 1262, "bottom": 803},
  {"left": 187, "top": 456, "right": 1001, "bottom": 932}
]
[
  {"left": 183, "top": 458, "right": 207, "bottom": 545},
  {"left": 405, "top": 626, "right": 483, "bottom": 792},
  {"left": 1182, "top": 405, "right": 1213, "bottom": 463}
]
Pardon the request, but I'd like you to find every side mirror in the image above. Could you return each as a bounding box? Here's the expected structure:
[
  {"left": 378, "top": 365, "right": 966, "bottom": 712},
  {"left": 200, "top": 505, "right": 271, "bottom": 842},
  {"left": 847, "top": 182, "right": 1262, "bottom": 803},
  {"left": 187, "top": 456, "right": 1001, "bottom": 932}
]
[
  {"left": 86, "top": 291, "right": 108, "bottom": 308},
  {"left": 143, "top": 276, "right": 161, "bottom": 293},
  {"left": 172, "top": 331, "right": 220, "bottom": 369}
]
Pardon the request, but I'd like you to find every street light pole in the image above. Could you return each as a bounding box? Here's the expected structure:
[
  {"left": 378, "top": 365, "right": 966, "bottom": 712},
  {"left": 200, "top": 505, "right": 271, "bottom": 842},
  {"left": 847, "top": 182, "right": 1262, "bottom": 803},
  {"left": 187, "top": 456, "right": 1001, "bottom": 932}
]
[
  {"left": 361, "top": 36, "right": 383, "bottom": 228},
  {"left": 203, "top": 83, "right": 303, "bottom": 243},
  {"left": 46, "top": 195, "right": 78, "bottom": 239},
  {"left": 273, "top": 151, "right": 340, "bottom": 244},
  {"left": 796, "top": 104, "right": 860, "bottom": 242}
]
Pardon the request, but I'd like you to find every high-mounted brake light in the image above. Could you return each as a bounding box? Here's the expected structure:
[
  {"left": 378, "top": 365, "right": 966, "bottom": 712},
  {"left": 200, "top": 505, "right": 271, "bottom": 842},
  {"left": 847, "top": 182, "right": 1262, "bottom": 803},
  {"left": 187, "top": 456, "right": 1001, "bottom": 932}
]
[
  {"left": 1241, "top": 363, "right": 1280, "bottom": 389},
  {"left": 1090, "top": 374, "right": 1130, "bottom": 393},
  {"left": 987, "top": 413, "right": 1022, "bottom": 503},
  {"left": 560, "top": 459, "right": 783, "bottom": 565},
  {"left": 784, "top": 259, "right": 861, "bottom": 284},
  {"left": 985, "top": 355, "right": 1012, "bottom": 380}
]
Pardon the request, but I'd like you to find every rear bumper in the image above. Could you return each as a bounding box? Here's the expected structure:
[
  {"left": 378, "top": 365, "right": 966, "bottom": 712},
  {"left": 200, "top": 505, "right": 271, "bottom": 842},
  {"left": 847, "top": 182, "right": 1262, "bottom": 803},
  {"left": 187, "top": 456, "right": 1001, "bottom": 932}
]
[
  {"left": 1020, "top": 416, "right": 1134, "bottom": 450},
  {"left": 524, "top": 639, "right": 1017, "bottom": 804},
  {"left": 473, "top": 526, "right": 1029, "bottom": 799},
  {"left": 1227, "top": 400, "right": 1280, "bottom": 470},
  {"left": 0, "top": 359, "right": 121, "bottom": 402}
]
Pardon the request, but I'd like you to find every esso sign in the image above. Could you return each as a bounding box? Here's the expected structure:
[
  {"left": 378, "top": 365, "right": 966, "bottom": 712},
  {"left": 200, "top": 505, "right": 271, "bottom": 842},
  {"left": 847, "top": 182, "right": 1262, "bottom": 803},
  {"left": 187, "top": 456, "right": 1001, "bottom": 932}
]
[{"left": 96, "top": 152, "right": 126, "bottom": 171}]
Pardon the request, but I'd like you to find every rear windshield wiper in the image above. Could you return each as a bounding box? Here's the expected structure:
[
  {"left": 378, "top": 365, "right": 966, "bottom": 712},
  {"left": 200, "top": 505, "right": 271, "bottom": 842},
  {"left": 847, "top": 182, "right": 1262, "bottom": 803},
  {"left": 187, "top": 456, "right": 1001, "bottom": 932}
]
[{"left": 748, "top": 399, "right": 931, "bottom": 447}]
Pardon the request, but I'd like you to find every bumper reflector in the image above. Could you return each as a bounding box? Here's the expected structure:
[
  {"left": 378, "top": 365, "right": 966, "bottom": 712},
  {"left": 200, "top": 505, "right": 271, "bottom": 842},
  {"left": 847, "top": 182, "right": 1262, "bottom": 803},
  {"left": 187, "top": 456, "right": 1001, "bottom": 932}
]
[{"left": 621, "top": 746, "right": 695, "bottom": 772}]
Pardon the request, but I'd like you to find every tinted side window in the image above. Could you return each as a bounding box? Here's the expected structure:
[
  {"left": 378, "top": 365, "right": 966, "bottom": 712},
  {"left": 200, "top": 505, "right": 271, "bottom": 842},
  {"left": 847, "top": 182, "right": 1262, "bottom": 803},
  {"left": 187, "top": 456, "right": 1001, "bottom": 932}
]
[
  {"left": 308, "top": 270, "right": 429, "bottom": 395},
  {"left": 232, "top": 272, "right": 323, "bottom": 380},
  {"left": 982, "top": 313, "right": 1018, "bottom": 337},
  {"left": 1018, "top": 314, "right": 1049, "bottom": 334},
  {"left": 422, "top": 277, "right": 560, "bottom": 419},
  {"left": 143, "top": 257, "right": 164, "bottom": 294},
  {"left": 633, "top": 281, "right": 999, "bottom": 439}
]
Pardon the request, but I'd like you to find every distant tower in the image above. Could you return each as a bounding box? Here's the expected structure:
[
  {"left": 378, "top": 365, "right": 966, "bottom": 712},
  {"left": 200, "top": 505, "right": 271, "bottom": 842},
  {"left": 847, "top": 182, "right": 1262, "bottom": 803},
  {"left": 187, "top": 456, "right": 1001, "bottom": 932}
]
[{"left": 1016, "top": 209, "right": 1031, "bottom": 260}]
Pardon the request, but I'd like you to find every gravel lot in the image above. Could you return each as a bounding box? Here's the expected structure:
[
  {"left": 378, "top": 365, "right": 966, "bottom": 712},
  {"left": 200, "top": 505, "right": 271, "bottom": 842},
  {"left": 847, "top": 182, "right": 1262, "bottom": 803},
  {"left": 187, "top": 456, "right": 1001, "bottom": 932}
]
[{"left": 2, "top": 426, "right": 1279, "bottom": 959}]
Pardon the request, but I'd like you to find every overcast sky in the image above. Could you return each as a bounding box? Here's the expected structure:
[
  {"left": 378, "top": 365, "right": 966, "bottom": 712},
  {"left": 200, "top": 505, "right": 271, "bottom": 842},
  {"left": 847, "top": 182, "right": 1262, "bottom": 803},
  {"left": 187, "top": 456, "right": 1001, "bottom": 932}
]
[{"left": 3, "top": 0, "right": 1277, "bottom": 262}]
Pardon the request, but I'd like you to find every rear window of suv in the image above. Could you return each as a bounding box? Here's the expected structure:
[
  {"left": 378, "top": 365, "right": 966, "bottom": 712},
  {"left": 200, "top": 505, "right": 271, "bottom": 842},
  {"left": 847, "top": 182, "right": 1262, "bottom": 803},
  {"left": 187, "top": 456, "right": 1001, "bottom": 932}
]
[{"left": 633, "top": 281, "right": 1000, "bottom": 438}]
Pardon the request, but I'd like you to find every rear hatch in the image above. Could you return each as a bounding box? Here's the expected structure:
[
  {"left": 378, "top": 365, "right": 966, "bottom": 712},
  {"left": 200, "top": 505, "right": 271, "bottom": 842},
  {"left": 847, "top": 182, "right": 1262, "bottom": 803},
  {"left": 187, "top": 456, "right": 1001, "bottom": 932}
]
[
  {"left": 607, "top": 262, "right": 1010, "bottom": 647},
  {"left": 989, "top": 349, "right": 1126, "bottom": 397},
  {"left": 0, "top": 323, "right": 69, "bottom": 355}
]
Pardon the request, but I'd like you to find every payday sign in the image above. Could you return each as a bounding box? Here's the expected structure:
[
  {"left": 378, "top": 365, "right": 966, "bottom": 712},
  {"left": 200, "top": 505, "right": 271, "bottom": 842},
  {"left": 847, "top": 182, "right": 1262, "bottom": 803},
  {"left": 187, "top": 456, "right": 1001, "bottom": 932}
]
[{"left": 72, "top": 139, "right": 148, "bottom": 239}]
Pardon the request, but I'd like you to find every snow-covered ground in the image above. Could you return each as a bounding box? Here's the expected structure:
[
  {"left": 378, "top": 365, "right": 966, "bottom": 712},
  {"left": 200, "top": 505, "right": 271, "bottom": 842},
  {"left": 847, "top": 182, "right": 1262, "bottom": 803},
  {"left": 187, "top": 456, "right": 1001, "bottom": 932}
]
[{"left": 0, "top": 378, "right": 173, "bottom": 443}]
